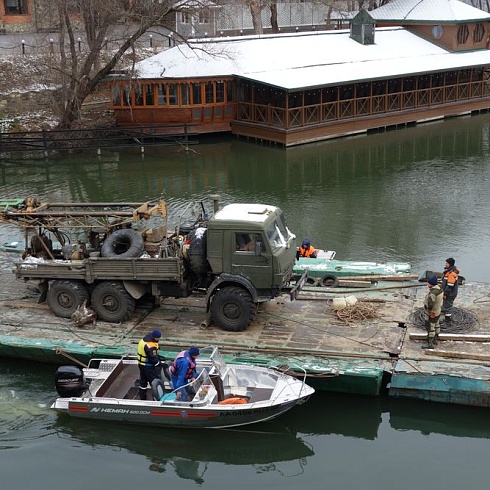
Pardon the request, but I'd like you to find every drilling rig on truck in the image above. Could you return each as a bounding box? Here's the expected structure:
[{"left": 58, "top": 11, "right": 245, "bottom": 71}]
[{"left": 0, "top": 195, "right": 304, "bottom": 331}]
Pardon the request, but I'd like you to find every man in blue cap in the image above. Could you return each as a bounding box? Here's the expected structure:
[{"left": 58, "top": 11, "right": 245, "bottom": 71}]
[
  {"left": 170, "top": 346, "right": 200, "bottom": 401},
  {"left": 296, "top": 238, "right": 318, "bottom": 259},
  {"left": 137, "top": 329, "right": 162, "bottom": 400}
]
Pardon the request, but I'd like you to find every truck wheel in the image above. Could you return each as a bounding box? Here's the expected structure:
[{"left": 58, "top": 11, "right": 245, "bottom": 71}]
[
  {"left": 188, "top": 228, "right": 207, "bottom": 275},
  {"left": 100, "top": 229, "right": 144, "bottom": 259},
  {"left": 210, "top": 286, "right": 256, "bottom": 332},
  {"left": 47, "top": 280, "right": 89, "bottom": 318},
  {"left": 91, "top": 281, "right": 135, "bottom": 322}
]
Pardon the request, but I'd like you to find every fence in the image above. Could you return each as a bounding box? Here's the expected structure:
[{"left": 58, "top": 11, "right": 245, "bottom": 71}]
[{"left": 0, "top": 125, "right": 197, "bottom": 157}]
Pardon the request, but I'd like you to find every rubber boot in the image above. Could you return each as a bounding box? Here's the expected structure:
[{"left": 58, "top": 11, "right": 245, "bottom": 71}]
[
  {"left": 445, "top": 314, "right": 452, "bottom": 324},
  {"left": 139, "top": 388, "right": 147, "bottom": 400},
  {"left": 422, "top": 337, "right": 435, "bottom": 349}
]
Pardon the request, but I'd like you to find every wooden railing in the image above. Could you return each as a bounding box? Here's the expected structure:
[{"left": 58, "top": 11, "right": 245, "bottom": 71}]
[{"left": 237, "top": 80, "right": 490, "bottom": 129}]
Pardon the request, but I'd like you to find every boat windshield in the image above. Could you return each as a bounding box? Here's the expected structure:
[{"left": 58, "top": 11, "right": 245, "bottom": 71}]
[
  {"left": 210, "top": 347, "right": 226, "bottom": 376},
  {"left": 265, "top": 213, "right": 295, "bottom": 253}
]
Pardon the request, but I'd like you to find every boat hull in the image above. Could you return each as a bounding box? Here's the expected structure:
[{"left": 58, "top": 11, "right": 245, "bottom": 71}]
[
  {"left": 54, "top": 397, "right": 307, "bottom": 429},
  {"left": 293, "top": 258, "right": 411, "bottom": 279}
]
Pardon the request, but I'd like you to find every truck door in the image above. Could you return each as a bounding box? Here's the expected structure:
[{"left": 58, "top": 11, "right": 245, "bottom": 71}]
[{"left": 231, "top": 232, "right": 272, "bottom": 289}]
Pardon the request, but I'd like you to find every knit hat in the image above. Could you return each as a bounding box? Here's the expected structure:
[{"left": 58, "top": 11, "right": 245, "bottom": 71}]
[
  {"left": 302, "top": 239, "right": 310, "bottom": 247},
  {"left": 428, "top": 276, "right": 438, "bottom": 286},
  {"left": 446, "top": 257, "right": 455, "bottom": 266},
  {"left": 151, "top": 329, "right": 162, "bottom": 339},
  {"left": 189, "top": 346, "right": 200, "bottom": 357}
]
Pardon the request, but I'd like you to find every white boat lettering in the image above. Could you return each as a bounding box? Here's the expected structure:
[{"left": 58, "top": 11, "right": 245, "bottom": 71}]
[{"left": 90, "top": 407, "right": 150, "bottom": 415}]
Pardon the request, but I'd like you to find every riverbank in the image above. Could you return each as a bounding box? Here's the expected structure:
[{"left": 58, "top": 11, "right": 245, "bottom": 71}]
[{"left": 1, "top": 250, "right": 489, "bottom": 407}]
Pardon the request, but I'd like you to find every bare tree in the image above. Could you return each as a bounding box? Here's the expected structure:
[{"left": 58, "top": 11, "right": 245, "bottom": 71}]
[
  {"left": 270, "top": 0, "right": 279, "bottom": 33},
  {"left": 49, "top": 0, "right": 174, "bottom": 129},
  {"left": 245, "top": 0, "right": 267, "bottom": 34}
]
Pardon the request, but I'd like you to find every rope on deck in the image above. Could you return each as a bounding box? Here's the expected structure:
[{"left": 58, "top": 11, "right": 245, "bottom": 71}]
[
  {"left": 335, "top": 302, "right": 380, "bottom": 325},
  {"left": 408, "top": 307, "right": 479, "bottom": 333}
]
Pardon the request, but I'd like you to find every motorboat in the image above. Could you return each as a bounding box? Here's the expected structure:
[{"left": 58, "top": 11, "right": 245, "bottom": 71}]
[
  {"left": 52, "top": 346, "right": 315, "bottom": 429},
  {"left": 294, "top": 249, "right": 412, "bottom": 287}
]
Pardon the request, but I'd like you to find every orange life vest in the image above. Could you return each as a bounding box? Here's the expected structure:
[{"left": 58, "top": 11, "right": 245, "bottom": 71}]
[
  {"left": 298, "top": 245, "right": 317, "bottom": 258},
  {"left": 218, "top": 397, "right": 249, "bottom": 404}
]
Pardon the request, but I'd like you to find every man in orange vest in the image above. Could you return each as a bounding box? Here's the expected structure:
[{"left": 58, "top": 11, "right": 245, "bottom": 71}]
[
  {"left": 296, "top": 239, "right": 317, "bottom": 260},
  {"left": 442, "top": 257, "right": 460, "bottom": 323}
]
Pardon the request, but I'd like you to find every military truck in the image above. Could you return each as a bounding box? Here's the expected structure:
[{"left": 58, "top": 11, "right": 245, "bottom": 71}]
[{"left": 4, "top": 196, "right": 303, "bottom": 331}]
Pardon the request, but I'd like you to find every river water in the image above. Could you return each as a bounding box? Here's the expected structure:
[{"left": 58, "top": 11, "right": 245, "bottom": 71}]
[{"left": 1, "top": 114, "right": 490, "bottom": 488}]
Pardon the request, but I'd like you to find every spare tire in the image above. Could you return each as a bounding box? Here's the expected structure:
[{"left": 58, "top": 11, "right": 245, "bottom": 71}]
[
  {"left": 319, "top": 274, "right": 339, "bottom": 288},
  {"left": 101, "top": 229, "right": 144, "bottom": 258},
  {"left": 188, "top": 227, "right": 208, "bottom": 276}
]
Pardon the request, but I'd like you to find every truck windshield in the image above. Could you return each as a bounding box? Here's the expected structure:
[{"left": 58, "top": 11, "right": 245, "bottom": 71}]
[{"left": 265, "top": 215, "right": 295, "bottom": 253}]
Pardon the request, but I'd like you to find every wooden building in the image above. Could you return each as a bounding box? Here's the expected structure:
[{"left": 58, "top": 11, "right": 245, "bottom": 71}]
[{"left": 108, "top": 0, "right": 490, "bottom": 146}]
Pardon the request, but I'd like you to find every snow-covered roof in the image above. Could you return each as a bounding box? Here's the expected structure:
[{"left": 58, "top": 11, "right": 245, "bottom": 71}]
[
  {"left": 132, "top": 27, "right": 490, "bottom": 90},
  {"left": 213, "top": 204, "right": 278, "bottom": 223},
  {"left": 370, "top": 0, "right": 490, "bottom": 22}
]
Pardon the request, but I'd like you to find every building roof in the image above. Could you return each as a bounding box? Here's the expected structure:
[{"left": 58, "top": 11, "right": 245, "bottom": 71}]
[
  {"left": 370, "top": 0, "right": 490, "bottom": 23},
  {"left": 132, "top": 27, "right": 490, "bottom": 91}
]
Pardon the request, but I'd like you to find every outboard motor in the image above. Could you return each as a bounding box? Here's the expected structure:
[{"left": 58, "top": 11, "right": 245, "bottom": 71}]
[{"left": 55, "top": 365, "right": 87, "bottom": 398}]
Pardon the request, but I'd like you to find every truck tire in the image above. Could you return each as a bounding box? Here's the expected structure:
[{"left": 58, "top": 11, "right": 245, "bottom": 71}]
[
  {"left": 100, "top": 229, "right": 144, "bottom": 259},
  {"left": 47, "top": 280, "right": 89, "bottom": 318},
  {"left": 91, "top": 281, "right": 135, "bottom": 322},
  {"left": 188, "top": 228, "right": 207, "bottom": 275},
  {"left": 210, "top": 286, "right": 256, "bottom": 332},
  {"left": 319, "top": 274, "right": 339, "bottom": 288}
]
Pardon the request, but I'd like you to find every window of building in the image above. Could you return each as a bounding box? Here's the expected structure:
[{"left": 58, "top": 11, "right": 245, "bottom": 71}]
[
  {"left": 474, "top": 23, "right": 485, "bottom": 43},
  {"left": 322, "top": 87, "right": 338, "bottom": 102},
  {"left": 4, "top": 0, "right": 28, "bottom": 14},
  {"left": 457, "top": 24, "right": 469, "bottom": 45},
  {"left": 403, "top": 77, "right": 415, "bottom": 91},
  {"left": 192, "top": 82, "right": 202, "bottom": 104},
  {"left": 304, "top": 89, "right": 321, "bottom": 105},
  {"left": 387, "top": 79, "right": 401, "bottom": 94},
  {"left": 145, "top": 85, "right": 155, "bottom": 106},
  {"left": 112, "top": 85, "right": 121, "bottom": 106},
  {"left": 288, "top": 92, "right": 303, "bottom": 108},
  {"left": 445, "top": 71, "right": 458, "bottom": 85},
  {"left": 158, "top": 84, "right": 167, "bottom": 105},
  {"left": 134, "top": 85, "right": 143, "bottom": 106},
  {"left": 216, "top": 81, "right": 225, "bottom": 102},
  {"left": 227, "top": 81, "right": 233, "bottom": 102},
  {"left": 122, "top": 85, "right": 131, "bottom": 106},
  {"left": 199, "top": 10, "right": 210, "bottom": 24},
  {"left": 432, "top": 25, "right": 444, "bottom": 40},
  {"left": 339, "top": 84, "right": 354, "bottom": 100},
  {"left": 431, "top": 73, "right": 444, "bottom": 87},
  {"left": 205, "top": 81, "right": 214, "bottom": 103},
  {"left": 181, "top": 83, "right": 190, "bottom": 105},
  {"left": 355, "top": 83, "right": 370, "bottom": 98},
  {"left": 169, "top": 83, "right": 178, "bottom": 105}
]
